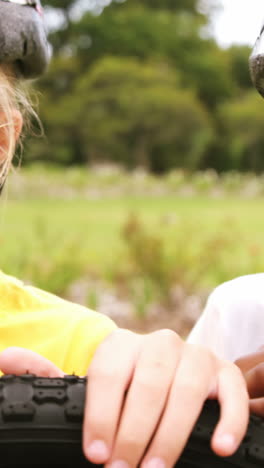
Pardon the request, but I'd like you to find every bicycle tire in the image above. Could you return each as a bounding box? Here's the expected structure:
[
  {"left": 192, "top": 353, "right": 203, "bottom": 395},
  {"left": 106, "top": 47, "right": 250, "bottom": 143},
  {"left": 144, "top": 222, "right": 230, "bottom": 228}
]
[{"left": 0, "top": 374, "right": 262, "bottom": 467}]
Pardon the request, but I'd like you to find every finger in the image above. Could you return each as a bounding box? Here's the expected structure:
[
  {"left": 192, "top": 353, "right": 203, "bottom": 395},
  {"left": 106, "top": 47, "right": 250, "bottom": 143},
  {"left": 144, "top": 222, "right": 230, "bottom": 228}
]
[
  {"left": 0, "top": 347, "right": 64, "bottom": 377},
  {"left": 211, "top": 363, "right": 249, "bottom": 457},
  {"left": 235, "top": 349, "right": 264, "bottom": 373},
  {"left": 244, "top": 363, "right": 264, "bottom": 399},
  {"left": 107, "top": 330, "right": 181, "bottom": 468},
  {"left": 141, "top": 345, "right": 216, "bottom": 468},
  {"left": 83, "top": 330, "right": 142, "bottom": 465}
]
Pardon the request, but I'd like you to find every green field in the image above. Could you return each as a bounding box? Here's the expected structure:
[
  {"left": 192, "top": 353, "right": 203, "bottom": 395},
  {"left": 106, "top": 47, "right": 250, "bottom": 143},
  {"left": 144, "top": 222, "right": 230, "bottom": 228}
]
[{"left": 1, "top": 195, "right": 264, "bottom": 310}]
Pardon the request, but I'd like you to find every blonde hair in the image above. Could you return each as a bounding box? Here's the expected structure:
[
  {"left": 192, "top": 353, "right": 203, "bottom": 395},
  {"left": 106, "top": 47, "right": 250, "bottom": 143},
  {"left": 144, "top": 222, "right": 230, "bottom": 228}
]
[{"left": 0, "top": 65, "right": 36, "bottom": 190}]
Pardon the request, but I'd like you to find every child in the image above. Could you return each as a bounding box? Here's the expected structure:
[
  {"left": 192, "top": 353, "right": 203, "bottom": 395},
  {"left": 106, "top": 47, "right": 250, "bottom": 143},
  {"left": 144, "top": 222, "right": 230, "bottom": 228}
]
[{"left": 0, "top": 2, "right": 256, "bottom": 467}]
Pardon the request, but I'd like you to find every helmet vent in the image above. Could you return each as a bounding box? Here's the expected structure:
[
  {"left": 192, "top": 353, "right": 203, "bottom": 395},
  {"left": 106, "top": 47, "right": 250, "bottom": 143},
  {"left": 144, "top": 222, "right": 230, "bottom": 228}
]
[{"left": 23, "top": 39, "right": 28, "bottom": 57}]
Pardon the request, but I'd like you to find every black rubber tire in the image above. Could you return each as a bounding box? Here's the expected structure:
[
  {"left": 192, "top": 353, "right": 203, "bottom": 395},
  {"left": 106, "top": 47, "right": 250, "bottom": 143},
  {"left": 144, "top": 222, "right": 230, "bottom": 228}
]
[{"left": 0, "top": 374, "right": 263, "bottom": 467}]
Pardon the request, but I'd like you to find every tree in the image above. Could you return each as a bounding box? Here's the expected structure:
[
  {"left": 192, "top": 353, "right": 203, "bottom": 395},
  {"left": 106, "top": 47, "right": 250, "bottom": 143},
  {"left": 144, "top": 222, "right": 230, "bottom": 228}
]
[
  {"left": 228, "top": 45, "right": 252, "bottom": 91},
  {"left": 218, "top": 91, "right": 264, "bottom": 172},
  {"left": 43, "top": 2, "right": 235, "bottom": 110},
  {"left": 42, "top": 0, "right": 74, "bottom": 7},
  {"left": 177, "top": 40, "right": 236, "bottom": 109},
  {"left": 43, "top": 0, "right": 204, "bottom": 14},
  {"left": 70, "top": 57, "right": 214, "bottom": 171},
  {"left": 28, "top": 0, "right": 254, "bottom": 172}
]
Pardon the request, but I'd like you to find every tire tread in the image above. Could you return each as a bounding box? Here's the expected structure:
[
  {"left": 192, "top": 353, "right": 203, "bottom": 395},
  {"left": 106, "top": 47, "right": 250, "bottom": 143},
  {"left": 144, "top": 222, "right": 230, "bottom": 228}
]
[{"left": 0, "top": 375, "right": 262, "bottom": 467}]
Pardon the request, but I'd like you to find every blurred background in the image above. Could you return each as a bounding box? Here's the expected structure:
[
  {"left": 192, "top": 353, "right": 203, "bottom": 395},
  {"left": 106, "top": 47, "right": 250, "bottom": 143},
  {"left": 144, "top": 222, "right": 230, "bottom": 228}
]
[{"left": 3, "top": 0, "right": 264, "bottom": 336}]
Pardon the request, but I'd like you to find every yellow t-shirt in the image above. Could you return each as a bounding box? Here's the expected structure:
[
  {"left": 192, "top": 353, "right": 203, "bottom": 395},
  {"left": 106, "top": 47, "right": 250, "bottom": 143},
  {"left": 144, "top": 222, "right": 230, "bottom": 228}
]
[{"left": 0, "top": 271, "right": 117, "bottom": 376}]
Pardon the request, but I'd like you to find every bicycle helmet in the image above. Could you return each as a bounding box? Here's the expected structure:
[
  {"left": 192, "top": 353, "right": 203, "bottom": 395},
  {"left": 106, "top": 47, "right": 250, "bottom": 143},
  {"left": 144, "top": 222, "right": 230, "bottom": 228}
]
[
  {"left": 0, "top": 0, "right": 51, "bottom": 79},
  {"left": 249, "top": 25, "right": 264, "bottom": 97}
]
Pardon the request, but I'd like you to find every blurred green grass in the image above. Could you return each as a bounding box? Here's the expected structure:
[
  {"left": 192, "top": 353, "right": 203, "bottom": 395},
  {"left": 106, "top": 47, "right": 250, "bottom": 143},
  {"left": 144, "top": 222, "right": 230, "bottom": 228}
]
[{"left": 1, "top": 195, "right": 264, "bottom": 298}]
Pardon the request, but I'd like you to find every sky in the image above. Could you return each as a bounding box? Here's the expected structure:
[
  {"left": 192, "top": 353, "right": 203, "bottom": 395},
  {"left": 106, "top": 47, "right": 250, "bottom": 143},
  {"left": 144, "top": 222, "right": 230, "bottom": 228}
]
[{"left": 213, "top": 0, "right": 264, "bottom": 47}]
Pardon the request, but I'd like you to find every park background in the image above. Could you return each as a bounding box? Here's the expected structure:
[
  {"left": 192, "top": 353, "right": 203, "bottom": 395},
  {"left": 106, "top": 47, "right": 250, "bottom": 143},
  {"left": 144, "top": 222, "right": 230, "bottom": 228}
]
[{"left": 3, "top": 0, "right": 264, "bottom": 336}]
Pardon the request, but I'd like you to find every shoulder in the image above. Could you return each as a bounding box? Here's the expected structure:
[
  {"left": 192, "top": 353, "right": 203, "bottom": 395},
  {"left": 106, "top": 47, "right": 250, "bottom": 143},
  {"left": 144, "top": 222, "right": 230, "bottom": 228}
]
[
  {"left": 207, "top": 273, "right": 264, "bottom": 359},
  {"left": 188, "top": 274, "right": 264, "bottom": 360},
  {"left": 208, "top": 273, "right": 264, "bottom": 311},
  {"left": 0, "top": 269, "right": 117, "bottom": 330}
]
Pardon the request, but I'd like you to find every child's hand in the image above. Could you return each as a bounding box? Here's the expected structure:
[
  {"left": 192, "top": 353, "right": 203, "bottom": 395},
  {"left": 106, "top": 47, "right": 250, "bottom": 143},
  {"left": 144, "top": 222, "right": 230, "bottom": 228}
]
[
  {"left": 235, "top": 346, "right": 264, "bottom": 417},
  {"left": 0, "top": 346, "right": 64, "bottom": 377},
  {"left": 83, "top": 329, "right": 249, "bottom": 468}
]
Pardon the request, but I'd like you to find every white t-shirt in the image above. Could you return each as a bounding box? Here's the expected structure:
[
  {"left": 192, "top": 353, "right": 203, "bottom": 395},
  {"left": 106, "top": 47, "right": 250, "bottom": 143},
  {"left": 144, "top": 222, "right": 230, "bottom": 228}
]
[{"left": 187, "top": 273, "right": 264, "bottom": 362}]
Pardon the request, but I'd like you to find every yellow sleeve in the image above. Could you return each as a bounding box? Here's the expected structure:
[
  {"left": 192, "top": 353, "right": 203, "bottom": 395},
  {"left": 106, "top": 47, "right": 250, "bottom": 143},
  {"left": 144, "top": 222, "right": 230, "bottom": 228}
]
[{"left": 0, "top": 271, "right": 118, "bottom": 376}]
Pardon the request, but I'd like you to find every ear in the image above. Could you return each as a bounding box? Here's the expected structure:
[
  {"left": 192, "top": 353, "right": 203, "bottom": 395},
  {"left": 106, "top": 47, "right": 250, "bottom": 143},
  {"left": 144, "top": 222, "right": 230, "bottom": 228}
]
[{"left": 0, "top": 109, "right": 23, "bottom": 162}]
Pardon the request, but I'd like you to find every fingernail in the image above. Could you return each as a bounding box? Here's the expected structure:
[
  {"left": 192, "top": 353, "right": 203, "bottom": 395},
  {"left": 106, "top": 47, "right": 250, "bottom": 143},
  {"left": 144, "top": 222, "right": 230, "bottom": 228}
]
[
  {"left": 86, "top": 440, "right": 110, "bottom": 462},
  {"left": 144, "top": 457, "right": 166, "bottom": 468},
  {"left": 108, "top": 460, "right": 130, "bottom": 468},
  {"left": 216, "top": 433, "right": 237, "bottom": 452}
]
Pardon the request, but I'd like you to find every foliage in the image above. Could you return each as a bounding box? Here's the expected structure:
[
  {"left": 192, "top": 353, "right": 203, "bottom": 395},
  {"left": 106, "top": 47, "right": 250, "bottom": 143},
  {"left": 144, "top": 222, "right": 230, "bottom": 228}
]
[
  {"left": 9, "top": 164, "right": 264, "bottom": 199},
  {"left": 21, "top": 0, "right": 263, "bottom": 173},
  {"left": 27, "top": 56, "right": 214, "bottom": 170},
  {"left": 4, "top": 167, "right": 264, "bottom": 317},
  {"left": 228, "top": 45, "right": 252, "bottom": 91},
  {"left": 118, "top": 213, "right": 239, "bottom": 316},
  {"left": 219, "top": 91, "right": 264, "bottom": 172},
  {"left": 74, "top": 57, "right": 214, "bottom": 170}
]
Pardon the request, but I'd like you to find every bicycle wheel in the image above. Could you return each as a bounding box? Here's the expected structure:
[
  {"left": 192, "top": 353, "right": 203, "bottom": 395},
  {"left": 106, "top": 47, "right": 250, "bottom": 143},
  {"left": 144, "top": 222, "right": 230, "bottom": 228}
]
[{"left": 0, "top": 374, "right": 262, "bottom": 467}]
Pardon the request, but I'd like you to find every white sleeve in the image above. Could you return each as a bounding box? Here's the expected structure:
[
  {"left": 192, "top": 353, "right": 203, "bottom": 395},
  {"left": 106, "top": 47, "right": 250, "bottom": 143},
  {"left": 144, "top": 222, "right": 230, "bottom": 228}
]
[
  {"left": 187, "top": 289, "right": 226, "bottom": 359},
  {"left": 187, "top": 274, "right": 264, "bottom": 362}
]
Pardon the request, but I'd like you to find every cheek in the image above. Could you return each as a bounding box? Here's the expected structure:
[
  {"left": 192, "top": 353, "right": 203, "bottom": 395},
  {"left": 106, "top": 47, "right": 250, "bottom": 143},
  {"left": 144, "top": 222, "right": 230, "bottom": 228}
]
[
  {"left": 0, "top": 125, "right": 17, "bottom": 163},
  {"left": 0, "top": 141, "right": 8, "bottom": 163},
  {"left": 0, "top": 122, "right": 8, "bottom": 152}
]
